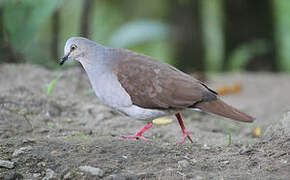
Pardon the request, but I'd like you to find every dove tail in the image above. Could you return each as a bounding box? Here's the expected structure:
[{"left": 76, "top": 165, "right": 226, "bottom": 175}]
[{"left": 195, "top": 99, "right": 254, "bottom": 122}]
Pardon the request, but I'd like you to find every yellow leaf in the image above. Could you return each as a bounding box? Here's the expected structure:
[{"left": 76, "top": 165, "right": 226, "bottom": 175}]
[
  {"left": 230, "top": 82, "right": 242, "bottom": 93},
  {"left": 153, "top": 117, "right": 174, "bottom": 125},
  {"left": 215, "top": 85, "right": 230, "bottom": 95},
  {"left": 253, "top": 127, "right": 261, "bottom": 138}
]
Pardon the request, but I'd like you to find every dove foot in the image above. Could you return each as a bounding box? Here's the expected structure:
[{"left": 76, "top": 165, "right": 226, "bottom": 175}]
[
  {"left": 121, "top": 122, "right": 152, "bottom": 141},
  {"left": 175, "top": 113, "right": 194, "bottom": 144},
  {"left": 176, "top": 131, "right": 194, "bottom": 144}
]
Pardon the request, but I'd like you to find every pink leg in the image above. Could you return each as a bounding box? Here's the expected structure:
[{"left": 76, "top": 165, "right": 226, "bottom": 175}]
[
  {"left": 121, "top": 122, "right": 153, "bottom": 141},
  {"left": 175, "top": 113, "right": 194, "bottom": 144}
]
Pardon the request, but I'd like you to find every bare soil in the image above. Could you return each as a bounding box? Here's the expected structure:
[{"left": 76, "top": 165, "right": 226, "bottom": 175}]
[{"left": 0, "top": 64, "right": 289, "bottom": 179}]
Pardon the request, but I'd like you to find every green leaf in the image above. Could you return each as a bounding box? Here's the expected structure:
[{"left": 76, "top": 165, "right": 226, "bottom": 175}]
[
  {"left": 46, "top": 74, "right": 62, "bottom": 96},
  {"left": 225, "top": 131, "right": 232, "bottom": 146}
]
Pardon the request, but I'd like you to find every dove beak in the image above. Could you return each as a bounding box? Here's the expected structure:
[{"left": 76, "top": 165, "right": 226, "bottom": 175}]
[{"left": 59, "top": 51, "right": 71, "bottom": 66}]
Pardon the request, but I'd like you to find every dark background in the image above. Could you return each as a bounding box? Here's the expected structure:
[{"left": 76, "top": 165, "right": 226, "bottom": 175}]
[{"left": 1, "top": 0, "right": 290, "bottom": 72}]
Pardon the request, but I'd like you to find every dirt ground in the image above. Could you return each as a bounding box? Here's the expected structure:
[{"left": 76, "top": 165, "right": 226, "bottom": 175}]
[{"left": 0, "top": 64, "right": 289, "bottom": 180}]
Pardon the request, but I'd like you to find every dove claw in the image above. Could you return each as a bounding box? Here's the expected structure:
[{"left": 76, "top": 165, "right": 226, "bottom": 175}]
[
  {"left": 121, "top": 122, "right": 152, "bottom": 141},
  {"left": 176, "top": 131, "right": 194, "bottom": 145}
]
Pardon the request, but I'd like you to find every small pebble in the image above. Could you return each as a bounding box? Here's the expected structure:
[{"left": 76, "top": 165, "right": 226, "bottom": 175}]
[
  {"left": 39, "top": 128, "right": 50, "bottom": 134},
  {"left": 195, "top": 175, "right": 204, "bottom": 180},
  {"left": 79, "top": 166, "right": 104, "bottom": 177},
  {"left": 106, "top": 172, "right": 138, "bottom": 180},
  {"left": 51, "top": 150, "right": 61, "bottom": 156},
  {"left": 96, "top": 113, "right": 105, "bottom": 121},
  {"left": 37, "top": 162, "right": 46, "bottom": 167},
  {"left": 190, "top": 159, "right": 197, "bottom": 164},
  {"left": 281, "top": 159, "right": 288, "bottom": 164},
  {"left": 63, "top": 172, "right": 72, "bottom": 179},
  {"left": 33, "top": 173, "right": 41, "bottom": 178},
  {"left": 178, "top": 160, "right": 190, "bottom": 169},
  {"left": 42, "top": 169, "right": 56, "bottom": 180},
  {"left": 12, "top": 146, "right": 33, "bottom": 157},
  {"left": 221, "top": 160, "right": 230, "bottom": 165},
  {"left": 22, "top": 138, "right": 35, "bottom": 143},
  {"left": 202, "top": 144, "right": 210, "bottom": 150},
  {"left": 0, "top": 159, "right": 15, "bottom": 169}
]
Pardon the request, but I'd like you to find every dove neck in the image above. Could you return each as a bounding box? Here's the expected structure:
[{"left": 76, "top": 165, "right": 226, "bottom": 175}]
[
  {"left": 79, "top": 56, "right": 131, "bottom": 108},
  {"left": 81, "top": 60, "right": 110, "bottom": 74}
]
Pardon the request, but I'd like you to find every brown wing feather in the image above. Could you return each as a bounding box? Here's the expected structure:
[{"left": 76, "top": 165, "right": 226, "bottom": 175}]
[
  {"left": 114, "top": 50, "right": 215, "bottom": 109},
  {"left": 196, "top": 99, "right": 254, "bottom": 122},
  {"left": 113, "top": 49, "right": 254, "bottom": 122}
]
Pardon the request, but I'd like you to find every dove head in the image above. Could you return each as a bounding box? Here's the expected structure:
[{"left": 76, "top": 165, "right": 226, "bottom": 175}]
[{"left": 59, "top": 37, "right": 103, "bottom": 65}]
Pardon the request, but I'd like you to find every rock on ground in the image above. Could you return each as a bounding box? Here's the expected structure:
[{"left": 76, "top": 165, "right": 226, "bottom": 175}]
[
  {"left": 0, "top": 159, "right": 15, "bottom": 169},
  {"left": 263, "top": 111, "right": 290, "bottom": 141},
  {"left": 79, "top": 166, "right": 104, "bottom": 177},
  {"left": 12, "top": 146, "right": 33, "bottom": 157},
  {"left": 42, "top": 169, "right": 56, "bottom": 180}
]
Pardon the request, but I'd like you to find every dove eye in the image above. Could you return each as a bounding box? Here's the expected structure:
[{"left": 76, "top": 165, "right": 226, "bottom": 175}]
[{"left": 70, "top": 44, "right": 77, "bottom": 51}]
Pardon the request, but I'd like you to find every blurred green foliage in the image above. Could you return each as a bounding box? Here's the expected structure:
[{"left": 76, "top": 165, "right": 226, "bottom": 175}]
[
  {"left": 3, "top": 0, "right": 63, "bottom": 50},
  {"left": 108, "top": 19, "right": 170, "bottom": 48},
  {"left": 228, "top": 40, "right": 269, "bottom": 71},
  {"left": 1, "top": 0, "right": 290, "bottom": 72},
  {"left": 1, "top": 0, "right": 173, "bottom": 68},
  {"left": 200, "top": 0, "right": 224, "bottom": 72},
  {"left": 273, "top": 0, "right": 290, "bottom": 71},
  {"left": 109, "top": 19, "right": 172, "bottom": 63}
]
